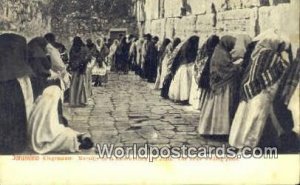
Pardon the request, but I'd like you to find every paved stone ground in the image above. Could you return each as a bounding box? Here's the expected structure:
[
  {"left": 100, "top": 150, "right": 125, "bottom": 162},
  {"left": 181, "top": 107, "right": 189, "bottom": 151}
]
[{"left": 64, "top": 72, "right": 226, "bottom": 154}]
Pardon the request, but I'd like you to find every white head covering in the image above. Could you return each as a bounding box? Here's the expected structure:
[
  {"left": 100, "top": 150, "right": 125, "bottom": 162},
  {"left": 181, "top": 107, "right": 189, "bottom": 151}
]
[
  {"left": 253, "top": 29, "right": 280, "bottom": 42},
  {"left": 251, "top": 29, "right": 291, "bottom": 58}
]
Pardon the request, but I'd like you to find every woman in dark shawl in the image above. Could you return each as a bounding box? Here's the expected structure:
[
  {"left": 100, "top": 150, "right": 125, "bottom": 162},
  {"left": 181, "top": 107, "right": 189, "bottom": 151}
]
[
  {"left": 143, "top": 36, "right": 159, "bottom": 82},
  {"left": 154, "top": 38, "right": 171, "bottom": 89},
  {"left": 115, "top": 37, "right": 131, "bottom": 74},
  {"left": 189, "top": 35, "right": 220, "bottom": 110},
  {"left": 0, "top": 33, "right": 33, "bottom": 154},
  {"left": 69, "top": 36, "right": 90, "bottom": 107},
  {"left": 168, "top": 35, "right": 199, "bottom": 103},
  {"left": 198, "top": 35, "right": 241, "bottom": 137},
  {"left": 160, "top": 38, "right": 182, "bottom": 98}
]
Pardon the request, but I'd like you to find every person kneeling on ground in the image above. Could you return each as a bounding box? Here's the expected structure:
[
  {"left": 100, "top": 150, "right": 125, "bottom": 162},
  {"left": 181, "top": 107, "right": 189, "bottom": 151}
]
[{"left": 28, "top": 85, "right": 94, "bottom": 154}]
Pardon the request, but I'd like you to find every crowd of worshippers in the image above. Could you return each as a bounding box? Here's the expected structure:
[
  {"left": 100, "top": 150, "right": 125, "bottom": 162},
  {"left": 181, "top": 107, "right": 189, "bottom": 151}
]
[
  {"left": 0, "top": 29, "right": 299, "bottom": 155},
  {"left": 128, "top": 29, "right": 299, "bottom": 152},
  {"left": 0, "top": 33, "right": 98, "bottom": 154}
]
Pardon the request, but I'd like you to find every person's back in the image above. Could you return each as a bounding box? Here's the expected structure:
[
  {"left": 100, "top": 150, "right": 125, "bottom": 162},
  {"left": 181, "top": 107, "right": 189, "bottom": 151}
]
[
  {"left": 69, "top": 45, "right": 89, "bottom": 74},
  {"left": 0, "top": 33, "right": 34, "bottom": 154}
]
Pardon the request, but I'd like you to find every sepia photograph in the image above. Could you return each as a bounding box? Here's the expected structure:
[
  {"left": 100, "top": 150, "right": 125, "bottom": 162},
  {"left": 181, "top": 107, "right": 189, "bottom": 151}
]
[{"left": 0, "top": 0, "right": 299, "bottom": 184}]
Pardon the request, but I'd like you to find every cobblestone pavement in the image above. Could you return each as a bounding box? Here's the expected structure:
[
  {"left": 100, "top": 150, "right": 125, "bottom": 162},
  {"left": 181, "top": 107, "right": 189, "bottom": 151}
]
[{"left": 64, "top": 72, "right": 226, "bottom": 154}]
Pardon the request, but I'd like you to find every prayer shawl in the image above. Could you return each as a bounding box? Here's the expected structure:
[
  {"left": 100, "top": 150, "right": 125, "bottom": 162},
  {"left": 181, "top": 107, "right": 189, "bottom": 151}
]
[
  {"left": 46, "top": 44, "right": 70, "bottom": 93},
  {"left": 240, "top": 36, "right": 291, "bottom": 100},
  {"left": 47, "top": 44, "right": 66, "bottom": 74},
  {"left": 165, "top": 42, "right": 185, "bottom": 75},
  {"left": 93, "top": 38, "right": 109, "bottom": 74},
  {"left": 210, "top": 35, "right": 237, "bottom": 91},
  {"left": 0, "top": 33, "right": 32, "bottom": 81},
  {"left": 194, "top": 35, "right": 219, "bottom": 89},
  {"left": 160, "top": 39, "right": 183, "bottom": 98},
  {"left": 97, "top": 41, "right": 109, "bottom": 67},
  {"left": 52, "top": 42, "right": 69, "bottom": 63},
  {"left": 141, "top": 40, "right": 150, "bottom": 66},
  {"left": 164, "top": 38, "right": 182, "bottom": 72},
  {"left": 109, "top": 42, "right": 119, "bottom": 59}
]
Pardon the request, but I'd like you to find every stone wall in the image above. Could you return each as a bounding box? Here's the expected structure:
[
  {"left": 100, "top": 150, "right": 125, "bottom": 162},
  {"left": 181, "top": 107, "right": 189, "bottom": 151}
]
[
  {"left": 0, "top": 0, "right": 51, "bottom": 40},
  {"left": 137, "top": 0, "right": 299, "bottom": 53},
  {"left": 51, "top": 0, "right": 138, "bottom": 48}
]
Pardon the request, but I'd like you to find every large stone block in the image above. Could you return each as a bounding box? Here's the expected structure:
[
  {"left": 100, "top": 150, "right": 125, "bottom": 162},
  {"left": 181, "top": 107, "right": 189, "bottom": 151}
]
[
  {"left": 160, "top": 18, "right": 167, "bottom": 39},
  {"left": 259, "top": 4, "right": 292, "bottom": 33},
  {"left": 186, "top": 0, "right": 208, "bottom": 15},
  {"left": 164, "top": 0, "right": 182, "bottom": 17},
  {"left": 269, "top": 0, "right": 291, "bottom": 5},
  {"left": 144, "top": 0, "right": 160, "bottom": 20},
  {"left": 136, "top": 0, "right": 146, "bottom": 22},
  {"left": 241, "top": 0, "right": 266, "bottom": 8},
  {"left": 144, "top": 0, "right": 152, "bottom": 20},
  {"left": 144, "top": 19, "right": 152, "bottom": 34},
  {"left": 173, "top": 18, "right": 186, "bottom": 39},
  {"left": 216, "top": 8, "right": 258, "bottom": 37},
  {"left": 212, "top": 0, "right": 228, "bottom": 12},
  {"left": 181, "top": 15, "right": 197, "bottom": 38},
  {"left": 151, "top": 19, "right": 165, "bottom": 39},
  {"left": 165, "top": 18, "right": 175, "bottom": 38},
  {"left": 150, "top": 20, "right": 160, "bottom": 37},
  {"left": 152, "top": 0, "right": 160, "bottom": 19},
  {"left": 195, "top": 13, "right": 216, "bottom": 43},
  {"left": 259, "top": 3, "right": 299, "bottom": 55},
  {"left": 228, "top": 0, "right": 265, "bottom": 9}
]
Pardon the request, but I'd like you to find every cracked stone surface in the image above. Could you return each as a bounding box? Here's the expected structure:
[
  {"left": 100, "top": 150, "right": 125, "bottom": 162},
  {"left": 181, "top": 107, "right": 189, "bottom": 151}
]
[{"left": 65, "top": 72, "right": 226, "bottom": 154}]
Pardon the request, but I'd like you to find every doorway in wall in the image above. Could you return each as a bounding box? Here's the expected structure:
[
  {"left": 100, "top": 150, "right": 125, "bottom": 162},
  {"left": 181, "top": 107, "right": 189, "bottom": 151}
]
[{"left": 109, "top": 28, "right": 127, "bottom": 41}]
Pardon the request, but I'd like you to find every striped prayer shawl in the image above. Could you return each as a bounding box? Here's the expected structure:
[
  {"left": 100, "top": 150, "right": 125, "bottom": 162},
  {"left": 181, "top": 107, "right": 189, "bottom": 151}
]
[{"left": 241, "top": 48, "right": 290, "bottom": 100}]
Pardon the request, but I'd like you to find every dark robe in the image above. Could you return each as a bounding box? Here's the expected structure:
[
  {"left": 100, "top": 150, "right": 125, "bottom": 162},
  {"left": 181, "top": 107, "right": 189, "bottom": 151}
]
[
  {"left": 194, "top": 35, "right": 219, "bottom": 89},
  {"left": 69, "top": 45, "right": 90, "bottom": 74},
  {"left": 210, "top": 35, "right": 238, "bottom": 91},
  {"left": 170, "top": 36, "right": 199, "bottom": 76},
  {"left": 0, "top": 33, "right": 32, "bottom": 154},
  {"left": 144, "top": 41, "right": 159, "bottom": 82},
  {"left": 0, "top": 34, "right": 32, "bottom": 81},
  {"left": 27, "top": 37, "right": 51, "bottom": 99},
  {"left": 115, "top": 38, "right": 131, "bottom": 73},
  {"left": 69, "top": 38, "right": 90, "bottom": 107}
]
